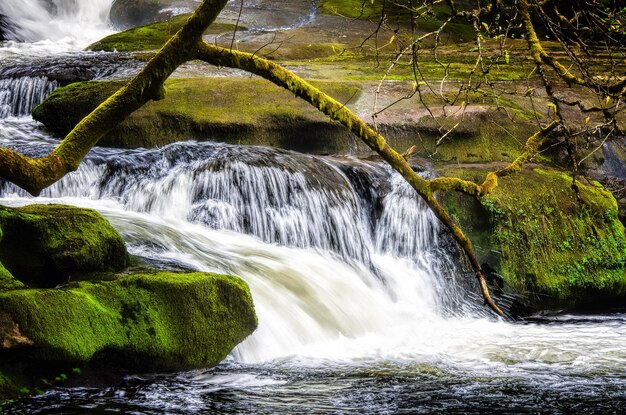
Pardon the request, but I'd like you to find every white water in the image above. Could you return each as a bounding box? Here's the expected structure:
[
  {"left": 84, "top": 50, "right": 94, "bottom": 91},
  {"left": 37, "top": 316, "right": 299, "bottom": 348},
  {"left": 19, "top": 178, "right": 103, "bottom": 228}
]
[
  {"left": 0, "top": 76, "right": 57, "bottom": 118},
  {"left": 0, "top": 0, "right": 114, "bottom": 54}
]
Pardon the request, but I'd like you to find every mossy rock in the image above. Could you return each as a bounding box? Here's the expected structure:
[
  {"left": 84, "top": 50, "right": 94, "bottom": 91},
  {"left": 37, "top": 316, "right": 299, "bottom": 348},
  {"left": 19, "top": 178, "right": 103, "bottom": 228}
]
[
  {"left": 438, "top": 166, "right": 626, "bottom": 313},
  {"left": 90, "top": 13, "right": 243, "bottom": 52},
  {"left": 0, "top": 262, "right": 23, "bottom": 292},
  {"left": 109, "top": 0, "right": 198, "bottom": 30},
  {"left": 0, "top": 204, "right": 129, "bottom": 289},
  {"left": 0, "top": 271, "right": 257, "bottom": 398},
  {"left": 32, "top": 78, "right": 361, "bottom": 153}
]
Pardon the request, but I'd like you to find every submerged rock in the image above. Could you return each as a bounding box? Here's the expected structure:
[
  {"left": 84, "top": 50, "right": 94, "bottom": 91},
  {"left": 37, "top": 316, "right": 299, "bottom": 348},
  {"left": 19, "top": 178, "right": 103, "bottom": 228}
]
[{"left": 438, "top": 167, "right": 626, "bottom": 314}]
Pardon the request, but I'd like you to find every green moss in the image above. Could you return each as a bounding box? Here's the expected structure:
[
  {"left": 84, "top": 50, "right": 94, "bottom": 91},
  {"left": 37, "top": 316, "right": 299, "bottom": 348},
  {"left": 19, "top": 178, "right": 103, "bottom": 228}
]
[
  {"left": 89, "top": 14, "right": 244, "bottom": 52},
  {"left": 0, "top": 262, "right": 23, "bottom": 292},
  {"left": 320, "top": 1, "right": 473, "bottom": 41},
  {"left": 438, "top": 167, "right": 626, "bottom": 311},
  {"left": 33, "top": 78, "right": 362, "bottom": 153},
  {"left": 320, "top": 0, "right": 384, "bottom": 19},
  {"left": 0, "top": 204, "right": 129, "bottom": 288},
  {"left": 416, "top": 113, "right": 540, "bottom": 164},
  {"left": 0, "top": 271, "right": 256, "bottom": 370}
]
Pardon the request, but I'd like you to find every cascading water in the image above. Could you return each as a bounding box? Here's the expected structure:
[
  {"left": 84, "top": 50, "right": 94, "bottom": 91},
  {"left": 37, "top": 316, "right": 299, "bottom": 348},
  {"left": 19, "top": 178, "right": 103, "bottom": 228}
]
[
  {"left": 0, "top": 0, "right": 113, "bottom": 44},
  {"left": 0, "top": 76, "right": 57, "bottom": 118},
  {"left": 1, "top": 2, "right": 626, "bottom": 413},
  {"left": 0, "top": 127, "right": 469, "bottom": 362}
]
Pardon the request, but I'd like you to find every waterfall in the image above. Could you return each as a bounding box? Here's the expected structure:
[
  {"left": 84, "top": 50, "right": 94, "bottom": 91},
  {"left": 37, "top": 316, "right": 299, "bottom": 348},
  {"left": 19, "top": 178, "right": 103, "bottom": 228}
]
[
  {"left": 0, "top": 0, "right": 113, "bottom": 44},
  {"left": 0, "top": 133, "right": 470, "bottom": 362},
  {"left": 0, "top": 142, "right": 449, "bottom": 269},
  {"left": 0, "top": 76, "right": 57, "bottom": 118}
]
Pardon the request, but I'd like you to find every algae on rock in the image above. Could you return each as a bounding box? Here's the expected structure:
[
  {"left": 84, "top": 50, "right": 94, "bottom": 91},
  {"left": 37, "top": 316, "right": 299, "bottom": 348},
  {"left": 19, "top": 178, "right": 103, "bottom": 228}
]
[
  {"left": 0, "top": 204, "right": 129, "bottom": 288},
  {"left": 438, "top": 167, "right": 626, "bottom": 312},
  {"left": 0, "top": 271, "right": 257, "bottom": 370},
  {"left": 32, "top": 78, "right": 361, "bottom": 153}
]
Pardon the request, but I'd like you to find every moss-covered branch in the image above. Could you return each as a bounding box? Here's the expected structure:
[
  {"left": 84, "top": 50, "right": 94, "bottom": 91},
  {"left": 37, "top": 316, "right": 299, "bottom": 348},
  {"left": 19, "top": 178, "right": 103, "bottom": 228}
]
[
  {"left": 430, "top": 121, "right": 559, "bottom": 195},
  {"left": 195, "top": 42, "right": 504, "bottom": 315},
  {"left": 0, "top": 0, "right": 229, "bottom": 195}
]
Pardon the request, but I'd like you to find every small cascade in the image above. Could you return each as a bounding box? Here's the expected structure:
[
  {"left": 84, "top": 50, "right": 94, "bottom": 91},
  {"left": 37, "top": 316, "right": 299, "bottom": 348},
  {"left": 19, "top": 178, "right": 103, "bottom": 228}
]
[
  {"left": 0, "top": 135, "right": 467, "bottom": 363},
  {"left": 0, "top": 0, "right": 113, "bottom": 44},
  {"left": 0, "top": 136, "right": 460, "bottom": 280},
  {"left": 0, "top": 76, "right": 57, "bottom": 118}
]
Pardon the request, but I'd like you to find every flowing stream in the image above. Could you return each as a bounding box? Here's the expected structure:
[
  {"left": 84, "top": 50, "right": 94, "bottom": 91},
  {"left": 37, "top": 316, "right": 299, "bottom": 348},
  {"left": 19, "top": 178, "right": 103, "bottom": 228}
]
[{"left": 1, "top": 2, "right": 626, "bottom": 413}]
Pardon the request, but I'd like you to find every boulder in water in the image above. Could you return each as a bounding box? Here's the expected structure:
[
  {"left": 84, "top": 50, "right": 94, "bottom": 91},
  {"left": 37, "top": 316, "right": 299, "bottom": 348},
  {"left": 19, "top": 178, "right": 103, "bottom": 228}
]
[
  {"left": 438, "top": 167, "right": 626, "bottom": 314},
  {"left": 0, "top": 204, "right": 257, "bottom": 399},
  {"left": 32, "top": 78, "right": 358, "bottom": 153},
  {"left": 0, "top": 204, "right": 129, "bottom": 289},
  {"left": 0, "top": 271, "right": 257, "bottom": 397}
]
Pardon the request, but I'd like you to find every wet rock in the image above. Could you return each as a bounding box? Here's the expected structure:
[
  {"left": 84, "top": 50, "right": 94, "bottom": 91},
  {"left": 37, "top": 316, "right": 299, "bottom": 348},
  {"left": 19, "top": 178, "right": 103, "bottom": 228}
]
[
  {"left": 0, "top": 53, "right": 144, "bottom": 85},
  {"left": 110, "top": 0, "right": 200, "bottom": 29}
]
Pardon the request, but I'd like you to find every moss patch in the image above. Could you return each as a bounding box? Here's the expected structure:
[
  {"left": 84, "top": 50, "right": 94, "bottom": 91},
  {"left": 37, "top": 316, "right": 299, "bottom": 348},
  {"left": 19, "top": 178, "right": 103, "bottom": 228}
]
[
  {"left": 0, "top": 204, "right": 129, "bottom": 288},
  {"left": 33, "top": 78, "right": 362, "bottom": 153},
  {"left": 438, "top": 167, "right": 626, "bottom": 312},
  {"left": 89, "top": 14, "right": 243, "bottom": 52},
  {"left": 0, "top": 271, "right": 256, "bottom": 369},
  {"left": 0, "top": 262, "right": 23, "bottom": 292},
  {"left": 408, "top": 112, "right": 539, "bottom": 164}
]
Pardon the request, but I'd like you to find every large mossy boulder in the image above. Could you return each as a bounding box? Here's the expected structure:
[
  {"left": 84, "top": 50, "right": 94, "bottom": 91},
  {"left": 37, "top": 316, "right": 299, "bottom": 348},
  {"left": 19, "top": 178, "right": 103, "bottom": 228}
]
[
  {"left": 0, "top": 205, "right": 129, "bottom": 289},
  {"left": 32, "top": 78, "right": 359, "bottom": 153},
  {"left": 0, "top": 271, "right": 257, "bottom": 397},
  {"left": 0, "top": 271, "right": 256, "bottom": 368},
  {"left": 439, "top": 167, "right": 626, "bottom": 313},
  {"left": 0, "top": 203, "right": 257, "bottom": 399}
]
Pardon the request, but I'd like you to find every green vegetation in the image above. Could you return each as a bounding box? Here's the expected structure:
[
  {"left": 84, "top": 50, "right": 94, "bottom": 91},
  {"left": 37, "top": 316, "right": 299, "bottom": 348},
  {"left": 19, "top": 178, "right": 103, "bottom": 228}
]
[
  {"left": 33, "top": 78, "right": 362, "bottom": 152},
  {"left": 438, "top": 167, "right": 626, "bottom": 311},
  {"left": 414, "top": 112, "right": 538, "bottom": 164},
  {"left": 0, "top": 204, "right": 129, "bottom": 288},
  {"left": 89, "top": 14, "right": 243, "bottom": 52},
  {"left": 320, "top": 0, "right": 385, "bottom": 19}
]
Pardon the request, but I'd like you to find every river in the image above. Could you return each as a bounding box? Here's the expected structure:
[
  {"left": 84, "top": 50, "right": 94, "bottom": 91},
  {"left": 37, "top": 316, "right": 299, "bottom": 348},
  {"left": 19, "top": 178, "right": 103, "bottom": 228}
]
[{"left": 1, "top": 1, "right": 625, "bottom": 414}]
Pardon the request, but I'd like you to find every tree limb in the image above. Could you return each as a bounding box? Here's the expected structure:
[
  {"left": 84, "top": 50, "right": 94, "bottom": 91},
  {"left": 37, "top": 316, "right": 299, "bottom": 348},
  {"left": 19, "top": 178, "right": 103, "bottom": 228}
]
[{"left": 194, "top": 42, "right": 505, "bottom": 315}]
